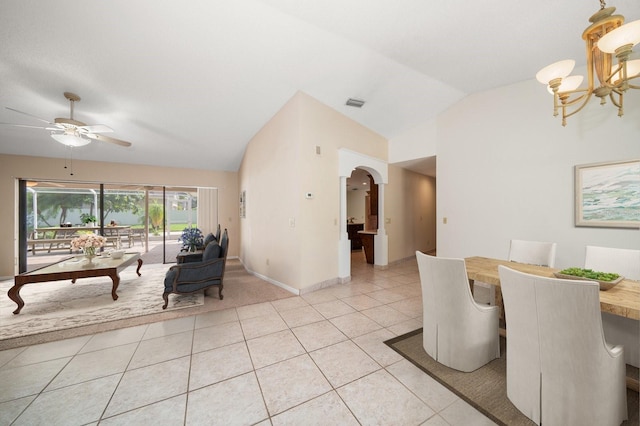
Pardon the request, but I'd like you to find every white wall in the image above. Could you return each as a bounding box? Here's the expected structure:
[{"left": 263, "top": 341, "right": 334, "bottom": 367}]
[
  {"left": 239, "top": 92, "right": 388, "bottom": 291},
  {"left": 388, "top": 118, "right": 438, "bottom": 163},
  {"left": 436, "top": 77, "right": 640, "bottom": 268},
  {"left": 239, "top": 91, "right": 437, "bottom": 290}
]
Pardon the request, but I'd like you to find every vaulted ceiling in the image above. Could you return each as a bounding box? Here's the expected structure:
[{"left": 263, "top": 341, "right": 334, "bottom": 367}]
[{"left": 1, "top": 0, "right": 639, "bottom": 173}]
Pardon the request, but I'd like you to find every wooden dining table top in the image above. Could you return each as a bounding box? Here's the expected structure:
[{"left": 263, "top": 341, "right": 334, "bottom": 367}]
[{"left": 465, "top": 256, "right": 640, "bottom": 321}]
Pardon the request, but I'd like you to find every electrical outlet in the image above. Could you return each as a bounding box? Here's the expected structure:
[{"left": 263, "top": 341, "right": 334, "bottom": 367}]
[{"left": 266, "top": 258, "right": 269, "bottom": 266}]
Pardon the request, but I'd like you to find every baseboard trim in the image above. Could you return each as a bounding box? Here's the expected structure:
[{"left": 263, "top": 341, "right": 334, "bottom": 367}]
[{"left": 237, "top": 259, "right": 346, "bottom": 296}]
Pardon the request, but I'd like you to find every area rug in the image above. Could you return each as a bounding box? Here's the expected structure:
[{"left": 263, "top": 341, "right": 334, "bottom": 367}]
[
  {"left": 0, "top": 259, "right": 295, "bottom": 350},
  {"left": 385, "top": 329, "right": 639, "bottom": 426},
  {"left": 0, "top": 264, "right": 201, "bottom": 341}
]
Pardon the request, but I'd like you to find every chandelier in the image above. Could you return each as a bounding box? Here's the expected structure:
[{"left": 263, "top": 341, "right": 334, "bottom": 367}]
[{"left": 535, "top": 1, "right": 640, "bottom": 126}]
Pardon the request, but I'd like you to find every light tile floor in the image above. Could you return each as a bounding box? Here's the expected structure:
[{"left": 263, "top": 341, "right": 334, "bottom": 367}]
[{"left": 0, "top": 253, "right": 496, "bottom": 425}]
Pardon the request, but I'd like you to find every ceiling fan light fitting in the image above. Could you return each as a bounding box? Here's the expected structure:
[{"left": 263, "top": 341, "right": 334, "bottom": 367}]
[{"left": 50, "top": 132, "right": 90, "bottom": 147}]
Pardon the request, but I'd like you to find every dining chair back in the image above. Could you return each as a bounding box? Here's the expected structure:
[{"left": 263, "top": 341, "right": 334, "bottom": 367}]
[
  {"left": 585, "top": 245, "right": 640, "bottom": 368},
  {"left": 499, "top": 266, "right": 627, "bottom": 426},
  {"left": 584, "top": 245, "right": 640, "bottom": 280},
  {"left": 474, "top": 239, "right": 557, "bottom": 306},
  {"left": 416, "top": 251, "right": 500, "bottom": 372},
  {"left": 508, "top": 239, "right": 557, "bottom": 267}
]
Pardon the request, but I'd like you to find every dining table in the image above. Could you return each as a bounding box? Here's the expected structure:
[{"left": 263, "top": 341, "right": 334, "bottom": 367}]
[
  {"left": 465, "top": 256, "right": 640, "bottom": 391},
  {"left": 465, "top": 256, "right": 640, "bottom": 320}
]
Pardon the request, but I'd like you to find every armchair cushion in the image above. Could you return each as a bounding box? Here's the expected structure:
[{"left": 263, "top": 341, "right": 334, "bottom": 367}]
[
  {"left": 203, "top": 232, "right": 216, "bottom": 247},
  {"left": 202, "top": 242, "right": 222, "bottom": 261}
]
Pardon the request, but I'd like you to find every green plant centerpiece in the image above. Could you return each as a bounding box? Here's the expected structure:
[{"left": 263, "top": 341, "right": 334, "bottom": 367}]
[
  {"left": 558, "top": 267, "right": 620, "bottom": 282},
  {"left": 180, "top": 227, "right": 204, "bottom": 252},
  {"left": 80, "top": 213, "right": 98, "bottom": 225}
]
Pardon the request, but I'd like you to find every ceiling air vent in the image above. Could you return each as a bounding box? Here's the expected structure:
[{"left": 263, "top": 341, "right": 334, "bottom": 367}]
[{"left": 346, "top": 98, "right": 365, "bottom": 108}]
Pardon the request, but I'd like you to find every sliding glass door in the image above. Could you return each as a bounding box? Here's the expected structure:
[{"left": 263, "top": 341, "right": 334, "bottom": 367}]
[{"left": 18, "top": 180, "right": 216, "bottom": 273}]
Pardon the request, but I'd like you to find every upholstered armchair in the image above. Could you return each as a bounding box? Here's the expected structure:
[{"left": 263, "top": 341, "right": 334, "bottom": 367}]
[
  {"left": 163, "top": 229, "right": 229, "bottom": 309},
  {"left": 416, "top": 251, "right": 500, "bottom": 372},
  {"left": 499, "top": 265, "right": 627, "bottom": 425}
]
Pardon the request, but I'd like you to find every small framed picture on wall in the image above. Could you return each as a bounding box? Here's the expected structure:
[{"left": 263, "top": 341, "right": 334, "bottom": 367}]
[{"left": 240, "top": 190, "right": 246, "bottom": 218}]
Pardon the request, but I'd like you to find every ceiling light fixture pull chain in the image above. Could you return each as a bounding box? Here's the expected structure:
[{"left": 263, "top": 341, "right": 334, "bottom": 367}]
[
  {"left": 600, "top": 0, "right": 606, "bottom": 10},
  {"left": 63, "top": 146, "right": 75, "bottom": 176}
]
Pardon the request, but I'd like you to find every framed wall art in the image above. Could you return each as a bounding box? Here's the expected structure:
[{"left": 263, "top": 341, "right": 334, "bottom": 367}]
[
  {"left": 575, "top": 159, "right": 640, "bottom": 229},
  {"left": 239, "top": 190, "right": 246, "bottom": 218}
]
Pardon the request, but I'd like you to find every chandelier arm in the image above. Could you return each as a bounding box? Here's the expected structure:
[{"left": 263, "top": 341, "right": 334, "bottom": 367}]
[
  {"left": 609, "top": 91, "right": 625, "bottom": 116},
  {"left": 556, "top": 90, "right": 594, "bottom": 125},
  {"left": 600, "top": 71, "right": 640, "bottom": 89},
  {"left": 608, "top": 90, "right": 623, "bottom": 109}
]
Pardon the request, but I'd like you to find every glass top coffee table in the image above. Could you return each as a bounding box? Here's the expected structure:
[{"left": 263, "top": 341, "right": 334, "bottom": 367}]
[{"left": 10, "top": 253, "right": 143, "bottom": 314}]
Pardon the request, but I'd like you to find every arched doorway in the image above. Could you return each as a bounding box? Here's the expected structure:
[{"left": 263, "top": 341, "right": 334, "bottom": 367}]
[{"left": 338, "top": 149, "right": 388, "bottom": 281}]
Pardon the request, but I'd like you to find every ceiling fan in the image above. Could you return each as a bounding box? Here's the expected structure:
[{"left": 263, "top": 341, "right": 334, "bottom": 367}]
[{"left": 1, "top": 92, "right": 132, "bottom": 148}]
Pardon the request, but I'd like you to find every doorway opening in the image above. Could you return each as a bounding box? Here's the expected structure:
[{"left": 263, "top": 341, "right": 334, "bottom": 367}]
[{"left": 338, "top": 149, "right": 388, "bottom": 281}]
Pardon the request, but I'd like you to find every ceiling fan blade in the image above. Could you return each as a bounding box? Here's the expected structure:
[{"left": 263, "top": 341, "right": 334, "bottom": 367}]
[
  {"left": 86, "top": 133, "right": 132, "bottom": 147},
  {"left": 0, "top": 122, "right": 55, "bottom": 130},
  {"left": 78, "top": 124, "right": 113, "bottom": 133},
  {"left": 5, "top": 107, "right": 55, "bottom": 125}
]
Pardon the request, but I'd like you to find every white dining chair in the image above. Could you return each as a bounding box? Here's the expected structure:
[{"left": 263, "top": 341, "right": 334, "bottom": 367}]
[
  {"left": 416, "top": 251, "right": 500, "bottom": 372},
  {"left": 584, "top": 245, "right": 640, "bottom": 280},
  {"left": 499, "top": 266, "right": 627, "bottom": 426},
  {"left": 474, "top": 239, "right": 557, "bottom": 306},
  {"left": 508, "top": 239, "right": 557, "bottom": 267},
  {"left": 585, "top": 245, "right": 640, "bottom": 368},
  {"left": 495, "top": 266, "right": 541, "bottom": 422}
]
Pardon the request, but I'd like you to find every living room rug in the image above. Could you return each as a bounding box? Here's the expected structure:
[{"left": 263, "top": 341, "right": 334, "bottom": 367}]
[
  {"left": 0, "top": 264, "right": 201, "bottom": 341},
  {"left": 385, "top": 329, "right": 639, "bottom": 426},
  {"left": 0, "top": 259, "right": 294, "bottom": 350}
]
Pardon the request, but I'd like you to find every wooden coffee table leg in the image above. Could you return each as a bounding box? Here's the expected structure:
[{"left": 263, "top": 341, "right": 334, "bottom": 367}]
[
  {"left": 8, "top": 282, "right": 25, "bottom": 314},
  {"left": 136, "top": 258, "right": 143, "bottom": 276},
  {"left": 109, "top": 271, "right": 120, "bottom": 300}
]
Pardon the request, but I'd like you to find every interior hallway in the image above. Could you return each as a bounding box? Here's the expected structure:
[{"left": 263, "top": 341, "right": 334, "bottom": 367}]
[{"left": 0, "top": 251, "right": 495, "bottom": 425}]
